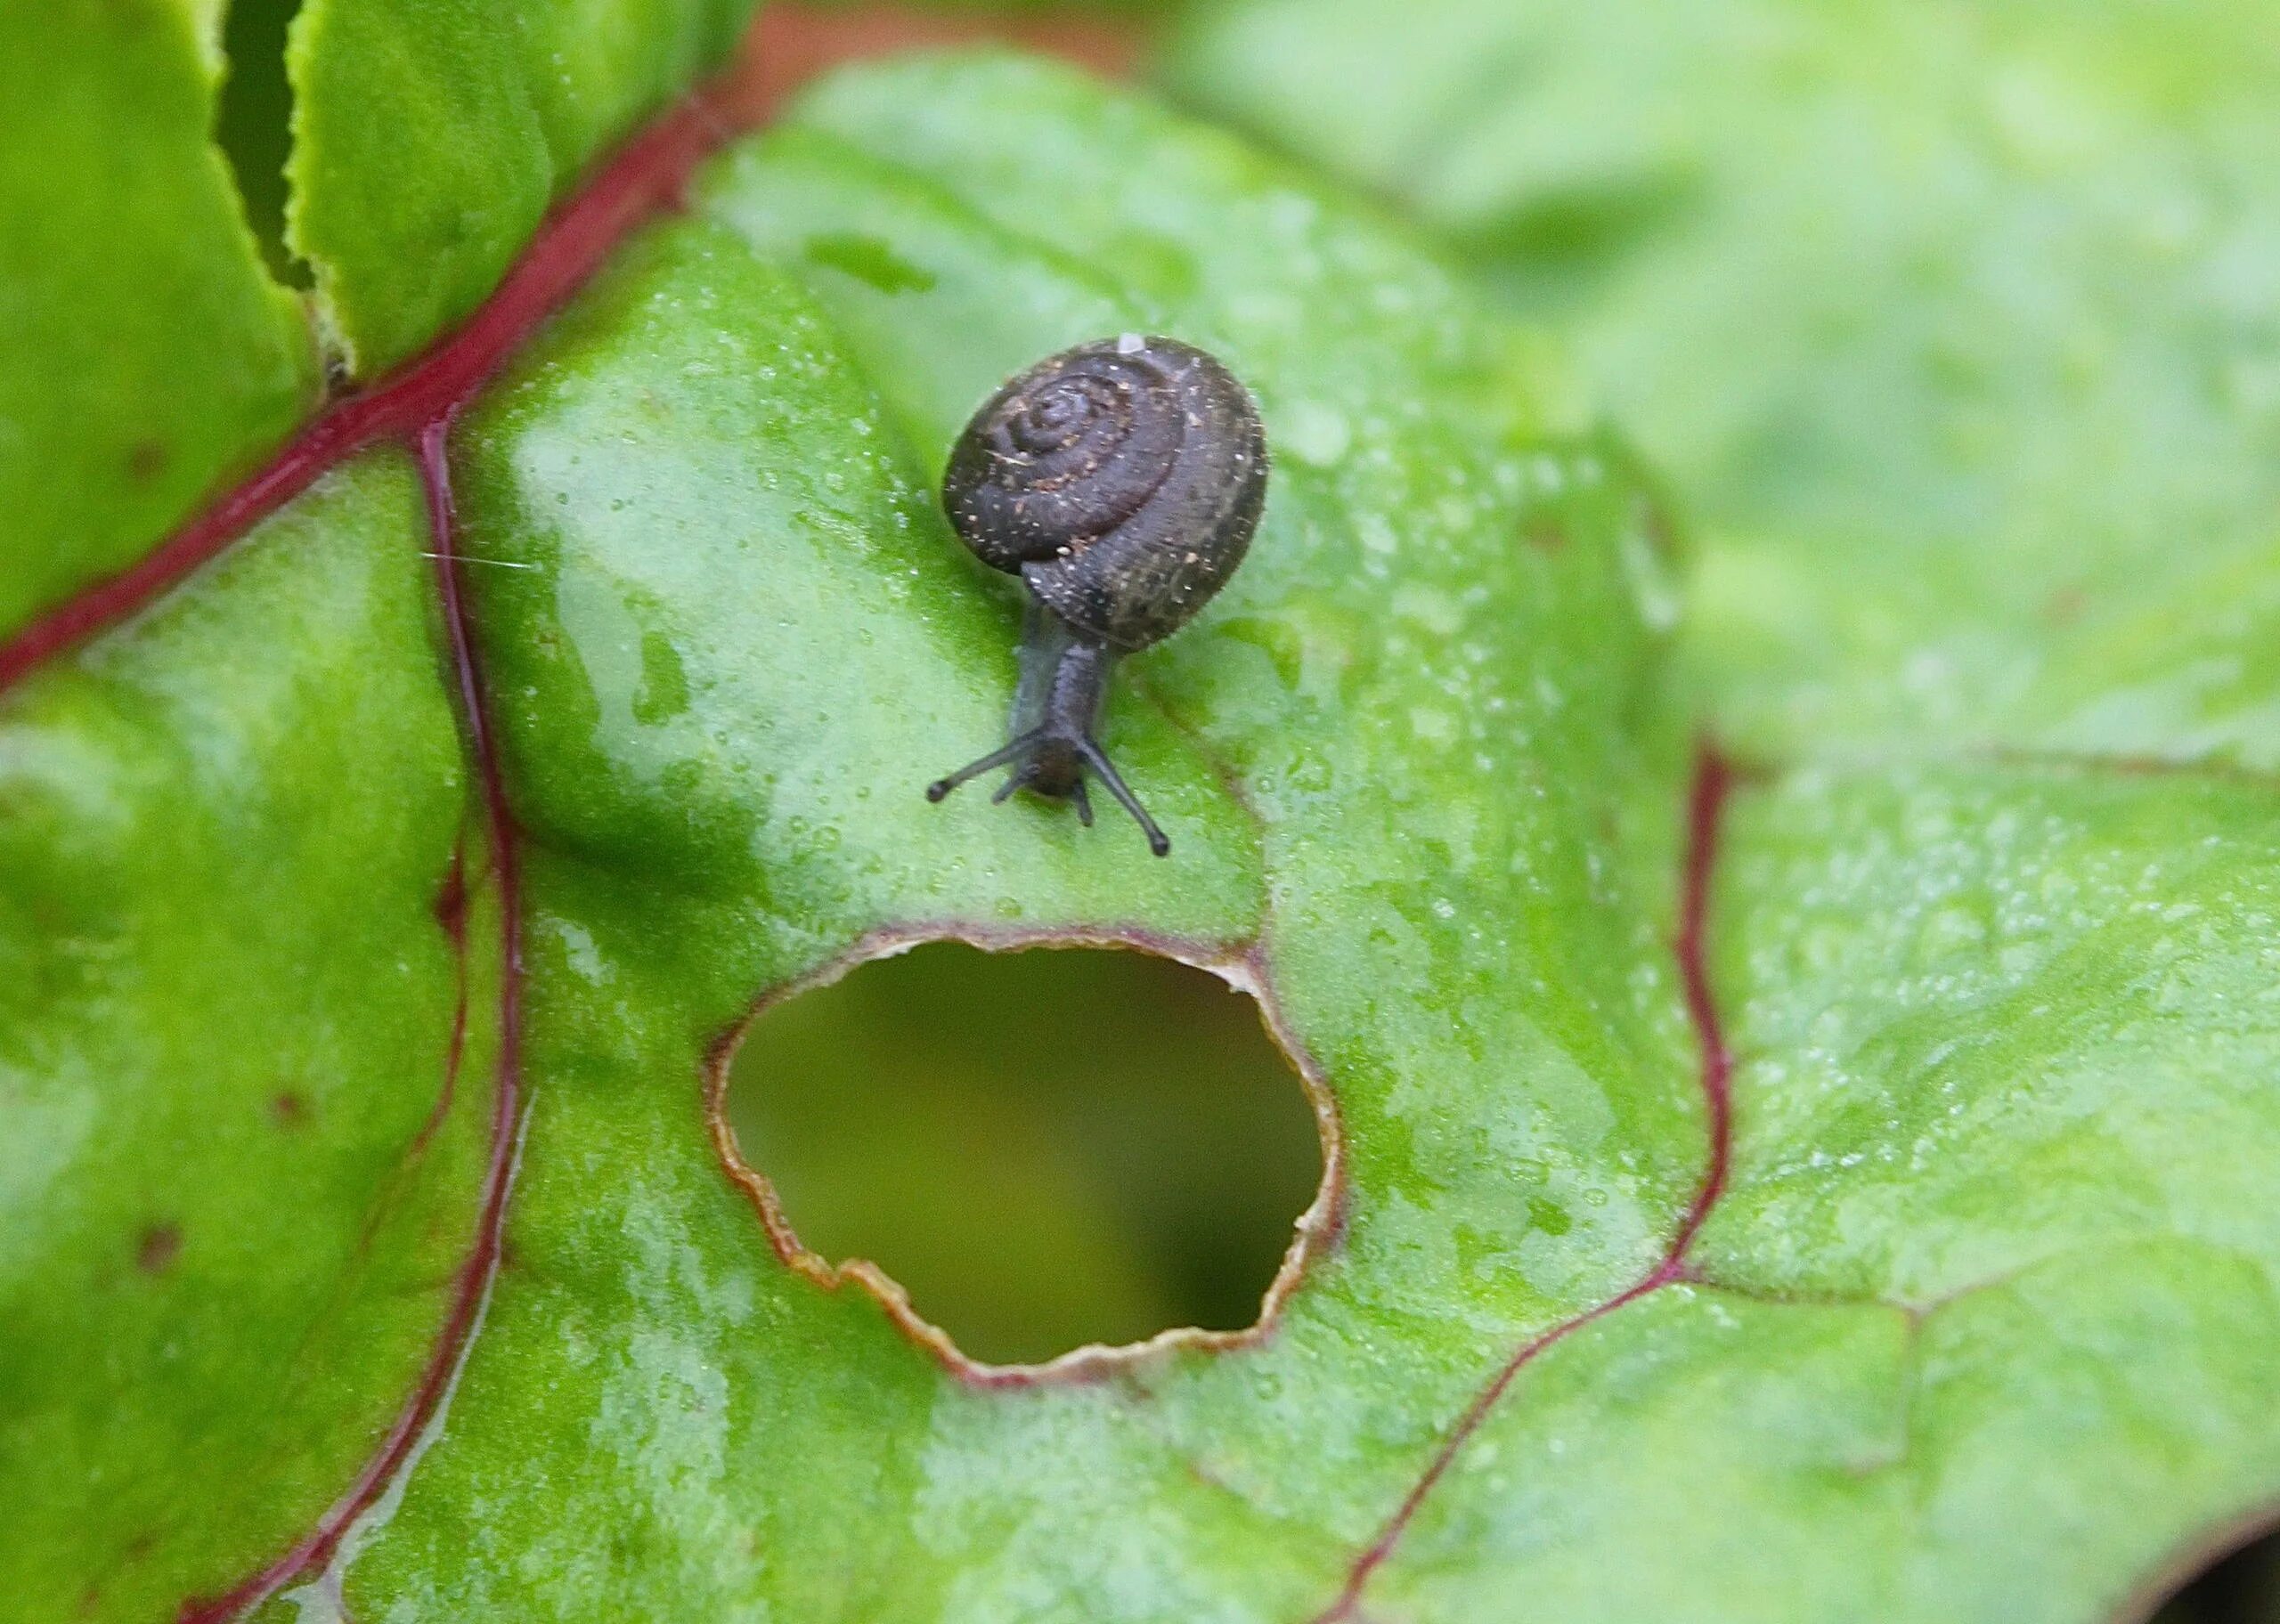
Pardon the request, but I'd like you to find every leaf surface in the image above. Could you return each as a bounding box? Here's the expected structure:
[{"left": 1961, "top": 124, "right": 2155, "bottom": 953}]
[
  {"left": 315, "top": 53, "right": 1693, "bottom": 1619},
  {"left": 0, "top": 453, "right": 505, "bottom": 1622},
  {"left": 1163, "top": 0, "right": 2280, "bottom": 1616},
  {"left": 6, "top": 37, "right": 1698, "bottom": 1618},
  {"left": 288, "top": 0, "right": 756, "bottom": 376},
  {"left": 6, "top": 6, "right": 2277, "bottom": 1622},
  {"left": 1169, "top": 0, "right": 2280, "bottom": 766}
]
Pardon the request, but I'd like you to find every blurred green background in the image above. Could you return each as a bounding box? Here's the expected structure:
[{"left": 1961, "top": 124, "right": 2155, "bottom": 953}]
[{"left": 727, "top": 943, "right": 1323, "bottom": 1366}]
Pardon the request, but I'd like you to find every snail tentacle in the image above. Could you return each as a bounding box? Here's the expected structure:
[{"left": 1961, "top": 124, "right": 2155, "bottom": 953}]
[
  {"left": 1076, "top": 737, "right": 1170, "bottom": 858},
  {"left": 924, "top": 731, "right": 1046, "bottom": 802}
]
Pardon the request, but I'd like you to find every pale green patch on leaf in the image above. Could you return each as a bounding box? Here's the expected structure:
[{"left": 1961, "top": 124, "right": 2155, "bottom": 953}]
[{"left": 1168, "top": 0, "right": 2280, "bottom": 769}]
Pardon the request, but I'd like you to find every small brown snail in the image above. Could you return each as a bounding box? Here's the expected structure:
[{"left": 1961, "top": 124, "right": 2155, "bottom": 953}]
[{"left": 925, "top": 335, "right": 1268, "bottom": 856}]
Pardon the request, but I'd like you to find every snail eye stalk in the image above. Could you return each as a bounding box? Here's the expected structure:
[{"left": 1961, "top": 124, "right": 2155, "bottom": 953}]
[
  {"left": 1076, "top": 740, "right": 1169, "bottom": 857},
  {"left": 925, "top": 732, "right": 1044, "bottom": 803}
]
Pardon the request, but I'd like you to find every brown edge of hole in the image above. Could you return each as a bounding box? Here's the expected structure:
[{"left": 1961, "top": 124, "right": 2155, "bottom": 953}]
[{"left": 701, "top": 922, "right": 1348, "bottom": 1391}]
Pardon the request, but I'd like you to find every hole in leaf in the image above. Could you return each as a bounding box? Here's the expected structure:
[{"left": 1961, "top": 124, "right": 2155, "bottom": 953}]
[
  {"left": 216, "top": 0, "right": 309, "bottom": 287},
  {"left": 726, "top": 942, "right": 1326, "bottom": 1368},
  {"left": 2149, "top": 1529, "right": 2280, "bottom": 1624}
]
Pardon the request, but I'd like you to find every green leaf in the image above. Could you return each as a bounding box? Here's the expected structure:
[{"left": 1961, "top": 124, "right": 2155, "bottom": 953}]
[
  {"left": 5, "top": 42, "right": 1697, "bottom": 1620},
  {"left": 0, "top": 453, "right": 507, "bottom": 1621},
  {"left": 0, "top": 0, "right": 758, "bottom": 646},
  {"left": 1163, "top": 0, "right": 2280, "bottom": 1615},
  {"left": 0, "top": 0, "right": 317, "bottom": 638},
  {"left": 319, "top": 54, "right": 1691, "bottom": 1620},
  {"left": 9, "top": 10, "right": 2279, "bottom": 1624},
  {"left": 287, "top": 0, "right": 756, "bottom": 377}
]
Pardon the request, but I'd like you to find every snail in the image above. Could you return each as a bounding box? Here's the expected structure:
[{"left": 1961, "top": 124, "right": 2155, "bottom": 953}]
[{"left": 925, "top": 335, "right": 1268, "bottom": 857}]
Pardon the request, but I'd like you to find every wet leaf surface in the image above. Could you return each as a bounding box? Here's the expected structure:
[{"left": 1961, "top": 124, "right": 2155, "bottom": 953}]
[
  {"left": 1164, "top": 1, "right": 2280, "bottom": 1617},
  {"left": 5, "top": 4, "right": 2276, "bottom": 1620}
]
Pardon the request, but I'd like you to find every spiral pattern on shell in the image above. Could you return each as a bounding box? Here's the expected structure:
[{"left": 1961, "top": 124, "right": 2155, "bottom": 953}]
[{"left": 941, "top": 336, "right": 1268, "bottom": 651}]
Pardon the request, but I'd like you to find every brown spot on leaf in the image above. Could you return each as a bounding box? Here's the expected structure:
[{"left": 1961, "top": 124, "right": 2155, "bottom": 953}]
[
  {"left": 434, "top": 846, "right": 468, "bottom": 940},
  {"left": 1641, "top": 499, "right": 1680, "bottom": 560},
  {"left": 1524, "top": 518, "right": 1568, "bottom": 552},
  {"left": 136, "top": 1223, "right": 182, "bottom": 1274},
  {"left": 2046, "top": 585, "right": 2087, "bottom": 625},
  {"left": 272, "top": 1090, "right": 309, "bottom": 1129},
  {"left": 126, "top": 440, "right": 167, "bottom": 483}
]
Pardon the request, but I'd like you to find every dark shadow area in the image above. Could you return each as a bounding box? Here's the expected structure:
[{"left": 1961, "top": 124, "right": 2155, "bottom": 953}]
[
  {"left": 1459, "top": 170, "right": 1700, "bottom": 321},
  {"left": 216, "top": 0, "right": 309, "bottom": 286},
  {"left": 2153, "top": 1531, "right": 2280, "bottom": 1624},
  {"left": 727, "top": 942, "right": 1323, "bottom": 1367}
]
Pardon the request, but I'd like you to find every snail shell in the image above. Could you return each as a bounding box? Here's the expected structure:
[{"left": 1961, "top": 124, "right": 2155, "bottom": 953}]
[
  {"left": 925, "top": 336, "right": 1269, "bottom": 857},
  {"left": 941, "top": 335, "right": 1267, "bottom": 651}
]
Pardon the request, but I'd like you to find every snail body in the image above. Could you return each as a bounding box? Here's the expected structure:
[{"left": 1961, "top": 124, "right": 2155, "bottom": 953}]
[{"left": 926, "top": 336, "right": 1267, "bottom": 856}]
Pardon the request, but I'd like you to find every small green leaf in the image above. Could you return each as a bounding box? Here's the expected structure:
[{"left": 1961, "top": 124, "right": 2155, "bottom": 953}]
[
  {"left": 288, "top": 0, "right": 757, "bottom": 376},
  {"left": 0, "top": 0, "right": 317, "bottom": 638}
]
